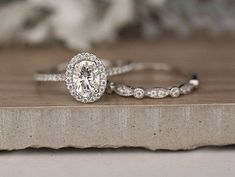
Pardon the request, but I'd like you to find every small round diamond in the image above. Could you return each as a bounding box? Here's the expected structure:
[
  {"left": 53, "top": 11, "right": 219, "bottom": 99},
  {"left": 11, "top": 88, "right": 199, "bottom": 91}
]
[
  {"left": 67, "top": 84, "right": 73, "bottom": 90},
  {"left": 100, "top": 87, "right": 105, "bottom": 92},
  {"left": 82, "top": 98, "right": 88, "bottom": 103},
  {"left": 100, "top": 73, "right": 106, "bottom": 79},
  {"left": 71, "top": 90, "right": 76, "bottom": 96},
  {"left": 133, "top": 88, "right": 145, "bottom": 99},
  {"left": 170, "top": 87, "right": 180, "bottom": 97},
  {"left": 68, "top": 64, "right": 73, "bottom": 69},
  {"left": 101, "top": 80, "right": 106, "bottom": 85},
  {"left": 151, "top": 90, "right": 157, "bottom": 97}
]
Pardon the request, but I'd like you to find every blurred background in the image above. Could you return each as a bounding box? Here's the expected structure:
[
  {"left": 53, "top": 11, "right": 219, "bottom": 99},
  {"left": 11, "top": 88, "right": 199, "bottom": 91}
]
[{"left": 0, "top": 0, "right": 235, "bottom": 50}]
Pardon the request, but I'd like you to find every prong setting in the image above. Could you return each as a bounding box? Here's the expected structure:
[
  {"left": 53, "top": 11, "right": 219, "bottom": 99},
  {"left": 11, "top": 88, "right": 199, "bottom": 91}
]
[{"left": 65, "top": 53, "right": 107, "bottom": 103}]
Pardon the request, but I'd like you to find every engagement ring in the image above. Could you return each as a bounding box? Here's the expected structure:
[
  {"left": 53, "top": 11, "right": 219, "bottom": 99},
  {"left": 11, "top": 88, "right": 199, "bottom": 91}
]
[{"left": 34, "top": 52, "right": 134, "bottom": 103}]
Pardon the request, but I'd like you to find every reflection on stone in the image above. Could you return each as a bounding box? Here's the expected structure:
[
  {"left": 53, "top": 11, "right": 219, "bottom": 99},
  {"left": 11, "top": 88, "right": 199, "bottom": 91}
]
[{"left": 73, "top": 60, "right": 100, "bottom": 97}]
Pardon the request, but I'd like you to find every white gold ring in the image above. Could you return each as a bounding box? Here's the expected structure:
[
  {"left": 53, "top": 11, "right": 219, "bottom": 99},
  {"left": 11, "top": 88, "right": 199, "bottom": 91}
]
[
  {"left": 107, "top": 62, "right": 199, "bottom": 99},
  {"left": 34, "top": 52, "right": 134, "bottom": 103}
]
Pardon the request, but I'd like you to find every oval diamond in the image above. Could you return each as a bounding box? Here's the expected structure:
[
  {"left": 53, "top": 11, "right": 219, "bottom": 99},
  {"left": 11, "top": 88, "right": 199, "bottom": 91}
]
[{"left": 66, "top": 53, "right": 107, "bottom": 103}]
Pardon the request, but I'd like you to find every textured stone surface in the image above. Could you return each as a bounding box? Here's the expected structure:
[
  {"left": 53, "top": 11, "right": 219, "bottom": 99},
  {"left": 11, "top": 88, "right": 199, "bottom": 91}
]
[{"left": 0, "top": 104, "right": 235, "bottom": 150}]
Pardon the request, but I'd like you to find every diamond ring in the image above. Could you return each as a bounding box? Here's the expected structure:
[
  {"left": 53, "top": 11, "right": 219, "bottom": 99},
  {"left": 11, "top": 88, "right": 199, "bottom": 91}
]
[
  {"left": 107, "top": 62, "right": 199, "bottom": 99},
  {"left": 34, "top": 52, "right": 134, "bottom": 103}
]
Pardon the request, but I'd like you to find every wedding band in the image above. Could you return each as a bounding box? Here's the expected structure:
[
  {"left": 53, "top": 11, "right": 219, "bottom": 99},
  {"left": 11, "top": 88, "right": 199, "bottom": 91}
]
[
  {"left": 107, "top": 62, "right": 199, "bottom": 99},
  {"left": 34, "top": 52, "right": 134, "bottom": 103}
]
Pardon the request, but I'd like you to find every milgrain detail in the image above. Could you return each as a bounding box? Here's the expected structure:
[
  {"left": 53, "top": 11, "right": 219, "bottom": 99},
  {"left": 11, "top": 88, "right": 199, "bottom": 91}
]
[
  {"left": 110, "top": 63, "right": 199, "bottom": 99},
  {"left": 113, "top": 83, "right": 198, "bottom": 99}
]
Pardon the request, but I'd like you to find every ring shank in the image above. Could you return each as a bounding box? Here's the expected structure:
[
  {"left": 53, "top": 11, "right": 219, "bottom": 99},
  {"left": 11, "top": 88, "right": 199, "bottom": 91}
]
[{"left": 34, "top": 59, "right": 134, "bottom": 82}]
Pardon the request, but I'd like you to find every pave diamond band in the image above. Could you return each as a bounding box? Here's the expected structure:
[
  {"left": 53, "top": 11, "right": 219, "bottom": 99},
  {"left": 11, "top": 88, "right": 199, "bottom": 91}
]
[
  {"left": 107, "top": 62, "right": 199, "bottom": 99},
  {"left": 34, "top": 58, "right": 134, "bottom": 82},
  {"left": 34, "top": 52, "right": 134, "bottom": 103}
]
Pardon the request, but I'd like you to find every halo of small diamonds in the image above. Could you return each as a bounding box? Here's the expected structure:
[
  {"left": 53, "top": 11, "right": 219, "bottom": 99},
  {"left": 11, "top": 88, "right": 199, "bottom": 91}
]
[{"left": 65, "top": 52, "right": 107, "bottom": 103}]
